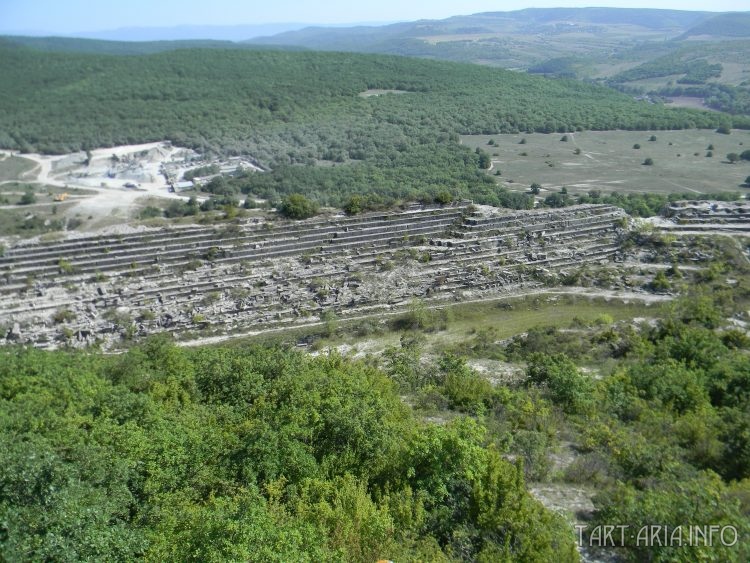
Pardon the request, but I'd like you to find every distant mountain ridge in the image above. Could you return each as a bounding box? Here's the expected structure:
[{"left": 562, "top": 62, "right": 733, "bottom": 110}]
[
  {"left": 0, "top": 36, "right": 305, "bottom": 56},
  {"left": 2, "top": 7, "right": 748, "bottom": 113},
  {"left": 0, "top": 21, "right": 394, "bottom": 43},
  {"left": 678, "top": 12, "right": 750, "bottom": 39},
  {"left": 248, "top": 7, "right": 717, "bottom": 49},
  {"left": 72, "top": 23, "right": 311, "bottom": 42},
  {"left": 242, "top": 7, "right": 749, "bottom": 107}
]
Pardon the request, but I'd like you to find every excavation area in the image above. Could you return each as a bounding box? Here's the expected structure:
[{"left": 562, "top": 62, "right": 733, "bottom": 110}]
[
  {"left": 1, "top": 202, "right": 635, "bottom": 349},
  {"left": 0, "top": 143, "right": 261, "bottom": 235},
  {"left": 2, "top": 186, "right": 749, "bottom": 352}
]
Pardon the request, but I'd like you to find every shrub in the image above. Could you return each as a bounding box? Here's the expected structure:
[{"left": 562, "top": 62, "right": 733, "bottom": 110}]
[
  {"left": 343, "top": 195, "right": 363, "bottom": 215},
  {"left": 434, "top": 190, "right": 453, "bottom": 204},
  {"left": 643, "top": 157, "right": 654, "bottom": 166},
  {"left": 19, "top": 191, "right": 36, "bottom": 205},
  {"left": 649, "top": 270, "right": 671, "bottom": 292},
  {"left": 52, "top": 308, "right": 76, "bottom": 324},
  {"left": 526, "top": 353, "right": 593, "bottom": 414},
  {"left": 57, "top": 259, "right": 74, "bottom": 274},
  {"left": 278, "top": 193, "right": 319, "bottom": 219},
  {"left": 139, "top": 206, "right": 162, "bottom": 219},
  {"left": 439, "top": 354, "right": 495, "bottom": 415}
]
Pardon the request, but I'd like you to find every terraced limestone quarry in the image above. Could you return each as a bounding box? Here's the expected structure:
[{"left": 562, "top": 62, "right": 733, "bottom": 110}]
[
  {"left": 0, "top": 203, "right": 626, "bottom": 350},
  {"left": 661, "top": 200, "right": 750, "bottom": 232}
]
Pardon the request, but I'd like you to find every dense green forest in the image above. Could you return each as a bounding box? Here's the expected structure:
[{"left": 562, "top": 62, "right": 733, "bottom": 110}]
[
  {"left": 2, "top": 44, "right": 733, "bottom": 157},
  {"left": 611, "top": 55, "right": 723, "bottom": 85},
  {"left": 0, "top": 339, "right": 578, "bottom": 561},
  {"left": 656, "top": 84, "right": 750, "bottom": 117},
  {"left": 2, "top": 292, "right": 749, "bottom": 560},
  {"left": 1, "top": 44, "right": 744, "bottom": 207}
]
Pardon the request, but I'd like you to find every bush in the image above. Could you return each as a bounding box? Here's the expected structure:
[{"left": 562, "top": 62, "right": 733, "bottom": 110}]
[
  {"left": 18, "top": 191, "right": 36, "bottom": 205},
  {"left": 439, "top": 354, "right": 495, "bottom": 414},
  {"left": 138, "top": 206, "right": 161, "bottom": 219},
  {"left": 544, "top": 192, "right": 570, "bottom": 208},
  {"left": 643, "top": 157, "right": 654, "bottom": 166},
  {"left": 475, "top": 148, "right": 492, "bottom": 169},
  {"left": 278, "top": 193, "right": 319, "bottom": 219},
  {"left": 57, "top": 259, "right": 74, "bottom": 274},
  {"left": 164, "top": 196, "right": 199, "bottom": 218},
  {"left": 52, "top": 308, "right": 76, "bottom": 324},
  {"left": 525, "top": 353, "right": 593, "bottom": 414},
  {"left": 434, "top": 190, "right": 453, "bottom": 204},
  {"left": 343, "top": 195, "right": 363, "bottom": 215},
  {"left": 649, "top": 270, "right": 671, "bottom": 292}
]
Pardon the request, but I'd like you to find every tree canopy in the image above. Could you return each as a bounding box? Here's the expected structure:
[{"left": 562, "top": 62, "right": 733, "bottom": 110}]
[{"left": 0, "top": 340, "right": 577, "bottom": 561}]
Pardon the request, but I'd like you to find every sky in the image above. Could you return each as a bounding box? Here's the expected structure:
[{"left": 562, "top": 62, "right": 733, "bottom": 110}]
[{"left": 1, "top": 0, "right": 749, "bottom": 34}]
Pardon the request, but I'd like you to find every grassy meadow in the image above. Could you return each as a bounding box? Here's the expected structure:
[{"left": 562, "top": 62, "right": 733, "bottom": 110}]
[{"left": 463, "top": 129, "right": 750, "bottom": 196}]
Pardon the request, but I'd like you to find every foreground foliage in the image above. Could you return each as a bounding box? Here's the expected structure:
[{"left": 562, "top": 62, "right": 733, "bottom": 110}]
[
  {"left": 0, "top": 339, "right": 576, "bottom": 561},
  {"left": 381, "top": 288, "right": 750, "bottom": 561}
]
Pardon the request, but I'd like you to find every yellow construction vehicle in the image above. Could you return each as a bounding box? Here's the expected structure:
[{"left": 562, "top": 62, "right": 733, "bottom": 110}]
[{"left": 53, "top": 193, "right": 68, "bottom": 202}]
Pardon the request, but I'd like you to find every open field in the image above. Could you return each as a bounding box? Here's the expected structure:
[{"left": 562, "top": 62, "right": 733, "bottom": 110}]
[
  {"left": 212, "top": 292, "right": 665, "bottom": 356},
  {"left": 0, "top": 155, "right": 37, "bottom": 182},
  {"left": 462, "top": 129, "right": 750, "bottom": 196},
  {"left": 665, "top": 96, "right": 719, "bottom": 112}
]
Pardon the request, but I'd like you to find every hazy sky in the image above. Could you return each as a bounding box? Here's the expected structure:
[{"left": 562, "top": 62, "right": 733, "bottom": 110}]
[{"left": 2, "top": 0, "right": 748, "bottom": 33}]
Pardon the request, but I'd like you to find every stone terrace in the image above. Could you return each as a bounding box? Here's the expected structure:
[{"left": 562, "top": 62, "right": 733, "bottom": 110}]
[{"left": 0, "top": 203, "right": 627, "bottom": 349}]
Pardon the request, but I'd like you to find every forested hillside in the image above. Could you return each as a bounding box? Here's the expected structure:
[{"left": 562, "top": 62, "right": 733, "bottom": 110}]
[
  {"left": 679, "top": 12, "right": 750, "bottom": 38},
  {"left": 0, "top": 44, "right": 741, "bottom": 207},
  {"left": 2, "top": 44, "right": 731, "bottom": 156},
  {"left": 242, "top": 8, "right": 750, "bottom": 119}
]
